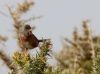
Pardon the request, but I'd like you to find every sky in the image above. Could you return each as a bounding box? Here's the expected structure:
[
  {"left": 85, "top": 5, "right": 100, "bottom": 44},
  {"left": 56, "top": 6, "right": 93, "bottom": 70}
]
[{"left": 0, "top": 0, "right": 100, "bottom": 74}]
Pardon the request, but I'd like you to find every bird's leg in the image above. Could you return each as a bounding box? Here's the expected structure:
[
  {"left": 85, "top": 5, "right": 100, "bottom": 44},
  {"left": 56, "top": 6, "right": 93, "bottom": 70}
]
[{"left": 22, "top": 48, "right": 29, "bottom": 56}]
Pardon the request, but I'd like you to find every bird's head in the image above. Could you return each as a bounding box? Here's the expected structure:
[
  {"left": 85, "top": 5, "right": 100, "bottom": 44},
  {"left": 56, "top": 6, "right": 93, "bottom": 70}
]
[{"left": 24, "top": 24, "right": 32, "bottom": 36}]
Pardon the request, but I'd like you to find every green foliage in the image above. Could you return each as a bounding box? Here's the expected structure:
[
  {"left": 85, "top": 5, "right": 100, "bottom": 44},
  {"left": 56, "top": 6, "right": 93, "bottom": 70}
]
[
  {"left": 91, "top": 54, "right": 100, "bottom": 74},
  {"left": 95, "top": 54, "right": 100, "bottom": 74},
  {"left": 10, "top": 41, "right": 51, "bottom": 74}
]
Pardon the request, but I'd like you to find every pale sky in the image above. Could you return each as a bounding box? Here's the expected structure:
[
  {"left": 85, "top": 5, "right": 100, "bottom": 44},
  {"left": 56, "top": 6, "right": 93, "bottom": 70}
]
[{"left": 0, "top": 0, "right": 100, "bottom": 74}]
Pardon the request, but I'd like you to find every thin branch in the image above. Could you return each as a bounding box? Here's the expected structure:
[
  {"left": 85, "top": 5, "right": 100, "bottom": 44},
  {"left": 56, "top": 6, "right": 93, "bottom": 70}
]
[{"left": 0, "top": 51, "right": 14, "bottom": 70}]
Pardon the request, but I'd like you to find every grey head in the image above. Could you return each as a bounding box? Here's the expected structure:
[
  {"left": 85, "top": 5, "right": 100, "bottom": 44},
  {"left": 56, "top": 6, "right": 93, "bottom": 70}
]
[{"left": 24, "top": 24, "right": 32, "bottom": 36}]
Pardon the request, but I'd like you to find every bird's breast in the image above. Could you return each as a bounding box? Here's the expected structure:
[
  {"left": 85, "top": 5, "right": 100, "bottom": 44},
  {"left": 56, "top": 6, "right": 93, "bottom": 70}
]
[{"left": 24, "top": 41, "right": 34, "bottom": 49}]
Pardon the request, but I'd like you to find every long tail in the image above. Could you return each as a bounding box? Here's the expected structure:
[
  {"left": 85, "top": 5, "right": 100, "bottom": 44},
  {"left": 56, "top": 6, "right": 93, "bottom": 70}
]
[{"left": 38, "top": 39, "right": 50, "bottom": 42}]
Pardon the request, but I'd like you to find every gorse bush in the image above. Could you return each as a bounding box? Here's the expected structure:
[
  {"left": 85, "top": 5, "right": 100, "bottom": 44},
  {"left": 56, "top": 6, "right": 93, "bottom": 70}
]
[
  {"left": 56, "top": 21, "right": 100, "bottom": 74},
  {"left": 10, "top": 40, "right": 51, "bottom": 74}
]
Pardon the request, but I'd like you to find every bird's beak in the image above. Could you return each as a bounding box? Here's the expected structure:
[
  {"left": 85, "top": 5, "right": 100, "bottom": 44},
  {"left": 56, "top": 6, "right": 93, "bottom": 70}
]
[{"left": 29, "top": 29, "right": 32, "bottom": 32}]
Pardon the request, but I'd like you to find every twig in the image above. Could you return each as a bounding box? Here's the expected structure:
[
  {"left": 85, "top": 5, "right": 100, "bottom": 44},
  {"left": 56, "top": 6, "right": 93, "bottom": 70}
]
[{"left": 0, "top": 51, "right": 14, "bottom": 70}]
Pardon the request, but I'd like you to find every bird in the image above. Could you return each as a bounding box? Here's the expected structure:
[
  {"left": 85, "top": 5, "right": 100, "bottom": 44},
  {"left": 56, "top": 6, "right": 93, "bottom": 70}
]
[{"left": 19, "top": 24, "right": 50, "bottom": 50}]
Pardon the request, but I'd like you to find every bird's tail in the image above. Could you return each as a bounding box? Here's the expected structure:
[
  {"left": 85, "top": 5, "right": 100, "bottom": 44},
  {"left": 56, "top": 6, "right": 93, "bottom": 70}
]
[{"left": 38, "top": 39, "right": 50, "bottom": 42}]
